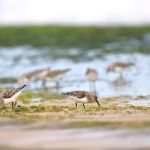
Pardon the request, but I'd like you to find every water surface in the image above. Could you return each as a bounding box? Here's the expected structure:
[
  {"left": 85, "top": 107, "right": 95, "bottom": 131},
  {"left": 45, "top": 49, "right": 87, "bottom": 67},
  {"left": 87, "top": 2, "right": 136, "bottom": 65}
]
[{"left": 0, "top": 46, "right": 150, "bottom": 97}]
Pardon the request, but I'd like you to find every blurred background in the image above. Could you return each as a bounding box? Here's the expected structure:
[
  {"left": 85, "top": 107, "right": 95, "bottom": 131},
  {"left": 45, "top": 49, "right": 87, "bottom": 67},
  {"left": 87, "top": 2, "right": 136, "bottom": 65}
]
[
  {"left": 0, "top": 0, "right": 150, "bottom": 149},
  {"left": 0, "top": 0, "right": 150, "bottom": 25},
  {"left": 0, "top": 0, "right": 150, "bottom": 96}
]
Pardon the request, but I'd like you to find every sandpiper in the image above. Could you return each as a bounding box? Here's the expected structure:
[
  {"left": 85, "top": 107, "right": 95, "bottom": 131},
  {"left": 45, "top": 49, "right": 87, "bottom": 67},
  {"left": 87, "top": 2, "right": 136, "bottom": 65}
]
[
  {"left": 19, "top": 68, "right": 50, "bottom": 86},
  {"left": 20, "top": 71, "right": 35, "bottom": 81},
  {"left": 0, "top": 84, "right": 26, "bottom": 108},
  {"left": 106, "top": 62, "right": 134, "bottom": 78},
  {"left": 33, "top": 68, "right": 50, "bottom": 86},
  {"left": 85, "top": 68, "right": 98, "bottom": 92},
  {"left": 62, "top": 90, "right": 100, "bottom": 108},
  {"left": 45, "top": 68, "right": 70, "bottom": 88},
  {"left": 18, "top": 70, "right": 38, "bottom": 86}
]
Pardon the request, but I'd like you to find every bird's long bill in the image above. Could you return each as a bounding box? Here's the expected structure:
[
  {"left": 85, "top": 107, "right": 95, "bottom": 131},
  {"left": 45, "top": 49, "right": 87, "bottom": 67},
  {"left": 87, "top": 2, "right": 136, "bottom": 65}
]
[
  {"left": 96, "top": 99, "right": 100, "bottom": 106},
  {"left": 19, "top": 84, "right": 27, "bottom": 91}
]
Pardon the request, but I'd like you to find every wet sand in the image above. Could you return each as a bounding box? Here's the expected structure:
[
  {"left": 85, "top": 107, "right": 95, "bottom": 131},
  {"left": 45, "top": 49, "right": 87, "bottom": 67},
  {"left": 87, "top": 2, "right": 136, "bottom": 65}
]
[
  {"left": 0, "top": 97, "right": 150, "bottom": 149},
  {"left": 0, "top": 128, "right": 150, "bottom": 150}
]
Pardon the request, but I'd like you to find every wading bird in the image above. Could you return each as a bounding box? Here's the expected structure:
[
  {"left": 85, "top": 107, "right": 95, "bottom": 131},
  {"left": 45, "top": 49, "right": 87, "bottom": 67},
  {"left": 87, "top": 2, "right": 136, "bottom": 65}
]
[
  {"left": 85, "top": 68, "right": 98, "bottom": 93},
  {"left": 0, "top": 84, "right": 26, "bottom": 108},
  {"left": 19, "top": 67, "right": 50, "bottom": 87},
  {"left": 45, "top": 68, "right": 70, "bottom": 89},
  {"left": 62, "top": 90, "right": 100, "bottom": 108},
  {"left": 106, "top": 62, "right": 134, "bottom": 79}
]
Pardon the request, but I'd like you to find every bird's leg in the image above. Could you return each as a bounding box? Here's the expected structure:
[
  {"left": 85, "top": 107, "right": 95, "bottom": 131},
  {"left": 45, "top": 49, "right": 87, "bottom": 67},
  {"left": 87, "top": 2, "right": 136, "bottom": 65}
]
[
  {"left": 119, "top": 72, "right": 123, "bottom": 80},
  {"left": 83, "top": 103, "right": 85, "bottom": 108},
  {"left": 91, "top": 82, "right": 94, "bottom": 92},
  {"left": 42, "top": 79, "right": 46, "bottom": 87},
  {"left": 75, "top": 102, "right": 78, "bottom": 108},
  {"left": 14, "top": 101, "right": 17, "bottom": 107},
  {"left": 11, "top": 102, "right": 14, "bottom": 108},
  {"left": 33, "top": 80, "right": 38, "bottom": 90},
  {"left": 89, "top": 82, "right": 93, "bottom": 92},
  {"left": 56, "top": 81, "right": 60, "bottom": 91},
  {"left": 92, "top": 81, "right": 97, "bottom": 93},
  {"left": 12, "top": 101, "right": 17, "bottom": 108},
  {"left": 96, "top": 99, "right": 100, "bottom": 106}
]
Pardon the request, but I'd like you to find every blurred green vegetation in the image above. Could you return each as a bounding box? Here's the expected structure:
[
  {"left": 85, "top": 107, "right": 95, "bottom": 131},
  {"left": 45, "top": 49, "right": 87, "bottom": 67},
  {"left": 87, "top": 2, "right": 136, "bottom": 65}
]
[
  {"left": 0, "top": 26, "right": 150, "bottom": 52},
  {"left": 19, "top": 92, "right": 65, "bottom": 104},
  {"left": 0, "top": 77, "right": 17, "bottom": 83},
  {"left": 0, "top": 104, "right": 150, "bottom": 128}
]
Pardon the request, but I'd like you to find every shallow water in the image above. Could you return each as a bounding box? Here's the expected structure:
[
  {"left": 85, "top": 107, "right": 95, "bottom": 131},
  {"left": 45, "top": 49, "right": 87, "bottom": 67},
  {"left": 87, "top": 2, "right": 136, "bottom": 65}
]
[
  {"left": 120, "top": 99, "right": 150, "bottom": 107},
  {"left": 0, "top": 46, "right": 150, "bottom": 97}
]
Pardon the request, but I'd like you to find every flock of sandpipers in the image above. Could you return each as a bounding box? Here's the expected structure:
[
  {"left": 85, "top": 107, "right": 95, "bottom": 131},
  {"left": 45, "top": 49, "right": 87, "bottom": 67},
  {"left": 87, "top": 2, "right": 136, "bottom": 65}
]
[{"left": 0, "top": 62, "right": 134, "bottom": 108}]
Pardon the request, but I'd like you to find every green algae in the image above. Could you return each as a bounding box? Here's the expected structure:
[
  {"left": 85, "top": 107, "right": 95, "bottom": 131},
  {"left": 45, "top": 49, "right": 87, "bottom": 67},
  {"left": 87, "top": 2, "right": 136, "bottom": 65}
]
[
  {"left": 66, "top": 120, "right": 150, "bottom": 129},
  {"left": 0, "top": 26, "right": 150, "bottom": 53},
  {"left": 0, "top": 77, "right": 17, "bottom": 83},
  {"left": 0, "top": 94, "right": 150, "bottom": 128},
  {"left": 19, "top": 92, "right": 43, "bottom": 104}
]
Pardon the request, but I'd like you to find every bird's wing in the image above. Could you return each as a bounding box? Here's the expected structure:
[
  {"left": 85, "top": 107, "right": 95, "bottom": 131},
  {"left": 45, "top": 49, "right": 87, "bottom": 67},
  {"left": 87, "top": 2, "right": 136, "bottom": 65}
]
[
  {"left": 85, "top": 92, "right": 98, "bottom": 101},
  {"left": 2, "top": 89, "right": 17, "bottom": 99},
  {"left": 63, "top": 91, "right": 85, "bottom": 98},
  {"left": 2, "top": 85, "right": 26, "bottom": 99}
]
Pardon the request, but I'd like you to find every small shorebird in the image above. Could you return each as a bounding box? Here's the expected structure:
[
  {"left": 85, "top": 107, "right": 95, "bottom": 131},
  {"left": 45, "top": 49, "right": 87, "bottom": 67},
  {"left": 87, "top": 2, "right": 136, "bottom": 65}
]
[
  {"left": 19, "top": 68, "right": 50, "bottom": 86},
  {"left": 33, "top": 68, "right": 50, "bottom": 86},
  {"left": 0, "top": 84, "right": 26, "bottom": 108},
  {"left": 45, "top": 68, "right": 70, "bottom": 89},
  {"left": 85, "top": 68, "right": 98, "bottom": 93},
  {"left": 62, "top": 91, "right": 100, "bottom": 108},
  {"left": 18, "top": 70, "right": 38, "bottom": 86},
  {"left": 106, "top": 62, "right": 134, "bottom": 78},
  {"left": 19, "top": 71, "right": 35, "bottom": 81}
]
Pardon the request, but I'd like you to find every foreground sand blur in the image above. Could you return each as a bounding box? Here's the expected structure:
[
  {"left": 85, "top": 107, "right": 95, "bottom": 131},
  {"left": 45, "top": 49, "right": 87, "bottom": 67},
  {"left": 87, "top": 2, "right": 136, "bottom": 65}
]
[{"left": 0, "top": 96, "right": 150, "bottom": 149}]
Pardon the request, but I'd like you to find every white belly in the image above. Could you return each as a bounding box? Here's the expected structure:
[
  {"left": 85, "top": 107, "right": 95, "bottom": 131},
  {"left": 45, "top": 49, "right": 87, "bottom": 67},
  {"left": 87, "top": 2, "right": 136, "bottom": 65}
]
[
  {"left": 115, "top": 67, "right": 123, "bottom": 73},
  {"left": 3, "top": 97, "right": 15, "bottom": 104},
  {"left": 3, "top": 91, "right": 21, "bottom": 104},
  {"left": 46, "top": 74, "right": 64, "bottom": 81},
  {"left": 35, "top": 71, "right": 48, "bottom": 80},
  {"left": 69, "top": 96, "right": 89, "bottom": 103}
]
